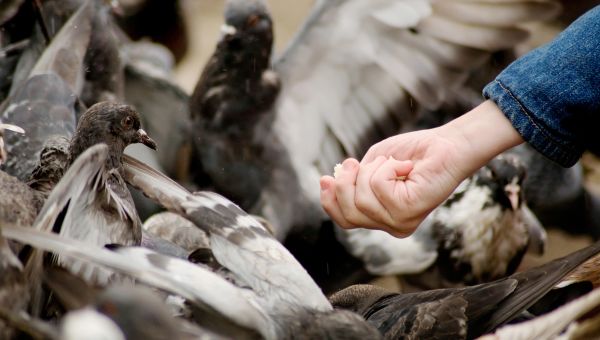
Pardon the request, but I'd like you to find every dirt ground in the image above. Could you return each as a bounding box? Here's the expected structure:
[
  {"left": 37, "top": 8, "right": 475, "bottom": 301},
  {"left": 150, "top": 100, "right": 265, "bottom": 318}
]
[{"left": 172, "top": 1, "right": 596, "bottom": 292}]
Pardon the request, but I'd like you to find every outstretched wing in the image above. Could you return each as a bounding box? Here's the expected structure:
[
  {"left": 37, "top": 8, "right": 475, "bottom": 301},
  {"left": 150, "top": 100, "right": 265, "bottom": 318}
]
[
  {"left": 123, "top": 155, "right": 332, "bottom": 313},
  {"left": 480, "top": 288, "right": 600, "bottom": 340},
  {"left": 273, "top": 0, "right": 561, "bottom": 203},
  {"left": 22, "top": 144, "right": 107, "bottom": 314}
]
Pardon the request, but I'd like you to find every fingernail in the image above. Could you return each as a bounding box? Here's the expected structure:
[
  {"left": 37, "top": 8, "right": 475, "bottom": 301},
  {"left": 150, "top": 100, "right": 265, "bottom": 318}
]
[
  {"left": 342, "top": 159, "right": 355, "bottom": 171},
  {"left": 320, "top": 180, "right": 329, "bottom": 192}
]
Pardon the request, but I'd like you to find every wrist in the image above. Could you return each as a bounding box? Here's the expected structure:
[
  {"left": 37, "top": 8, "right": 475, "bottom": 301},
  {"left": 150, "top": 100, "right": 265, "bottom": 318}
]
[{"left": 439, "top": 100, "right": 524, "bottom": 175}]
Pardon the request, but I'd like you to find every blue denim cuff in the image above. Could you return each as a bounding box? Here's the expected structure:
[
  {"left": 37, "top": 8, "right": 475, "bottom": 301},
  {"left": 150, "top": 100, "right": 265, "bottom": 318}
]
[{"left": 484, "top": 80, "right": 583, "bottom": 167}]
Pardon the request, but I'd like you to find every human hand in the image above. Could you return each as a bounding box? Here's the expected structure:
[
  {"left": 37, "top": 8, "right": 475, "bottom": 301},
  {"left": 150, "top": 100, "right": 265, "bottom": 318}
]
[
  {"left": 320, "top": 127, "right": 468, "bottom": 237},
  {"left": 320, "top": 100, "right": 523, "bottom": 237}
]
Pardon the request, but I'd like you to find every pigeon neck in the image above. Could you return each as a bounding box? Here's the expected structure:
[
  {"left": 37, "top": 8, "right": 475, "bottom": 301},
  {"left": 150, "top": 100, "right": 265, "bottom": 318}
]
[
  {"left": 69, "top": 133, "right": 125, "bottom": 171},
  {"left": 218, "top": 34, "right": 273, "bottom": 82}
]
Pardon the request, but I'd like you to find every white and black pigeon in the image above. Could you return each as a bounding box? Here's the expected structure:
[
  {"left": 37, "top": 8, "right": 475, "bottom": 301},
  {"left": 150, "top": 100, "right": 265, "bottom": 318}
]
[
  {"left": 187, "top": 0, "right": 561, "bottom": 241},
  {"left": 338, "top": 154, "right": 547, "bottom": 288}
]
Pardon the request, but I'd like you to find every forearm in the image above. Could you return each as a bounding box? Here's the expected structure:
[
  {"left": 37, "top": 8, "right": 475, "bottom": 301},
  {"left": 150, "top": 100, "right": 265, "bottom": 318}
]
[
  {"left": 440, "top": 100, "right": 524, "bottom": 177},
  {"left": 483, "top": 6, "right": 600, "bottom": 167}
]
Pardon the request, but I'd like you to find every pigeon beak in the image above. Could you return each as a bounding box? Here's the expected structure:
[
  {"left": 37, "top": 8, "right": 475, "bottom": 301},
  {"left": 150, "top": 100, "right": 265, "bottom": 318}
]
[
  {"left": 220, "top": 24, "right": 237, "bottom": 37},
  {"left": 137, "top": 129, "right": 157, "bottom": 150},
  {"left": 504, "top": 182, "right": 520, "bottom": 210}
]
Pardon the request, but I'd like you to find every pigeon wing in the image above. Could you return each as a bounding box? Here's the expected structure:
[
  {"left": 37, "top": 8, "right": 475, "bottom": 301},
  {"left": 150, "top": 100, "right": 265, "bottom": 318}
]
[
  {"left": 3, "top": 226, "right": 273, "bottom": 339},
  {"left": 122, "top": 155, "right": 333, "bottom": 314}
]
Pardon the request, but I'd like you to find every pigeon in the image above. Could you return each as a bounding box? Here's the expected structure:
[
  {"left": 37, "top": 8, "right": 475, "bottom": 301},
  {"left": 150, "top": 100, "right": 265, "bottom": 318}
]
[
  {"left": 329, "top": 238, "right": 600, "bottom": 339},
  {"left": 188, "top": 0, "right": 285, "bottom": 232},
  {"left": 20, "top": 103, "right": 156, "bottom": 315},
  {"left": 187, "top": 0, "right": 561, "bottom": 240},
  {"left": 24, "top": 101, "right": 157, "bottom": 301},
  {"left": 505, "top": 144, "right": 600, "bottom": 239},
  {"left": 337, "top": 154, "right": 546, "bottom": 288},
  {"left": 1, "top": 1, "right": 91, "bottom": 181}
]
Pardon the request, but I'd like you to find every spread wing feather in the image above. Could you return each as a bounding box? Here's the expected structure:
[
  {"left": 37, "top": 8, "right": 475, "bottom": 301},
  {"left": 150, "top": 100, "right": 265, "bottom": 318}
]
[{"left": 123, "top": 155, "right": 332, "bottom": 313}]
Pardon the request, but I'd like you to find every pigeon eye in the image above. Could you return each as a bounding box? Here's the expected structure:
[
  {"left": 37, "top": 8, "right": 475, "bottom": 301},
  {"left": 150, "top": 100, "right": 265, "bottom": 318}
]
[
  {"left": 247, "top": 14, "right": 260, "bottom": 27},
  {"left": 123, "top": 116, "right": 134, "bottom": 129}
]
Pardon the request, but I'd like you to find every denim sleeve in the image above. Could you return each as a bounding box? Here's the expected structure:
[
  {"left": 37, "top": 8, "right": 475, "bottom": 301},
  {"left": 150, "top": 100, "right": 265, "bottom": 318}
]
[{"left": 483, "top": 6, "right": 600, "bottom": 167}]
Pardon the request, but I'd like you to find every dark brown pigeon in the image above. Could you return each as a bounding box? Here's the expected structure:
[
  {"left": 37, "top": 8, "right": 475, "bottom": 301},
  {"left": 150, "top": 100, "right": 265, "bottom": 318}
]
[
  {"left": 329, "top": 239, "right": 600, "bottom": 339},
  {"left": 23, "top": 102, "right": 156, "bottom": 314}
]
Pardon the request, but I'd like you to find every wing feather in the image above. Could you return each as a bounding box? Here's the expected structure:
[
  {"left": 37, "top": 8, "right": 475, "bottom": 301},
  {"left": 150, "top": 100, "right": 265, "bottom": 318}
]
[
  {"left": 122, "top": 155, "right": 332, "bottom": 313},
  {"left": 3, "top": 226, "right": 273, "bottom": 339}
]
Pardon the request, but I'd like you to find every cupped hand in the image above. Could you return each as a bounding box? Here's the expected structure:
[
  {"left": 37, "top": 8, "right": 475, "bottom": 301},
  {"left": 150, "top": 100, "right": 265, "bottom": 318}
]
[
  {"left": 319, "top": 100, "right": 524, "bottom": 237},
  {"left": 320, "top": 127, "right": 468, "bottom": 237}
]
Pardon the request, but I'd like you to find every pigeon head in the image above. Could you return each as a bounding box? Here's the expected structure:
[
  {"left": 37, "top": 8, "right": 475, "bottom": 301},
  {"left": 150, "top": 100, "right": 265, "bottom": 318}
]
[
  {"left": 223, "top": 0, "right": 272, "bottom": 36},
  {"left": 328, "top": 284, "right": 393, "bottom": 316},
  {"left": 69, "top": 102, "right": 156, "bottom": 168},
  {"left": 478, "top": 155, "right": 526, "bottom": 211},
  {"left": 220, "top": 0, "right": 273, "bottom": 70},
  {"left": 0, "top": 123, "right": 24, "bottom": 166}
]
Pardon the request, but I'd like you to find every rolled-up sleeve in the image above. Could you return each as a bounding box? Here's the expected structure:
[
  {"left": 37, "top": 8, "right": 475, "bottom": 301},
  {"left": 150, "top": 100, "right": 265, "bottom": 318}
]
[{"left": 483, "top": 6, "right": 600, "bottom": 167}]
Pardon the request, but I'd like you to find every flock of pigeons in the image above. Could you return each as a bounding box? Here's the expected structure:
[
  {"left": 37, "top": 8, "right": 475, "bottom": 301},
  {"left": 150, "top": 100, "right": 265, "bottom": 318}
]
[{"left": 1, "top": 0, "right": 600, "bottom": 339}]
